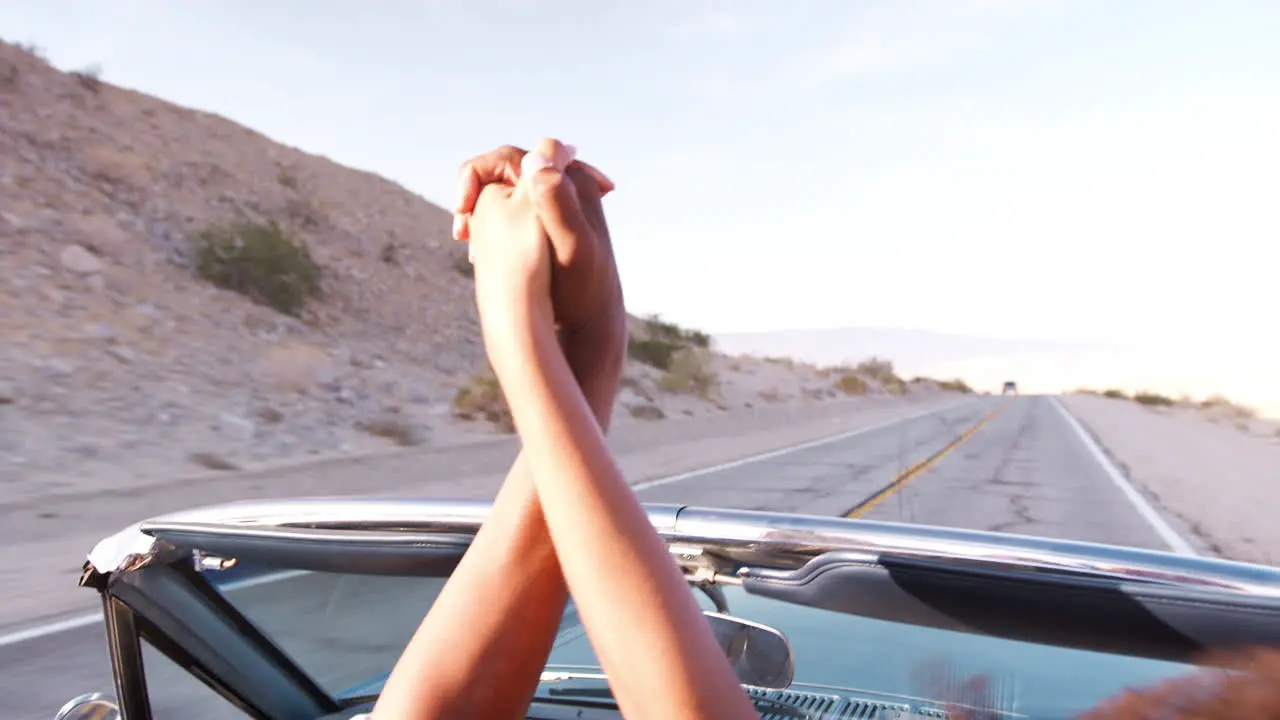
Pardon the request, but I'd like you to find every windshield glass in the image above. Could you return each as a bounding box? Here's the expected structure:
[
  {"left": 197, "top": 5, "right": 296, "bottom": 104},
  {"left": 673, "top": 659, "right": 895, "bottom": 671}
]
[{"left": 208, "top": 558, "right": 1201, "bottom": 718}]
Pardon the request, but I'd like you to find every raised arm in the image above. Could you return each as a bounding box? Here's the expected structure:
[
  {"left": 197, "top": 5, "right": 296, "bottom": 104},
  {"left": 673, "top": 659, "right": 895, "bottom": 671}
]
[
  {"left": 469, "top": 148, "right": 757, "bottom": 719},
  {"left": 372, "top": 145, "right": 624, "bottom": 720}
]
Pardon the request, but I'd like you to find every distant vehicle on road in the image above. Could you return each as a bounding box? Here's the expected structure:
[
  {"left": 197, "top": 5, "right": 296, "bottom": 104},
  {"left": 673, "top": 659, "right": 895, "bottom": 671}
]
[{"left": 1002, "top": 381, "right": 1018, "bottom": 395}]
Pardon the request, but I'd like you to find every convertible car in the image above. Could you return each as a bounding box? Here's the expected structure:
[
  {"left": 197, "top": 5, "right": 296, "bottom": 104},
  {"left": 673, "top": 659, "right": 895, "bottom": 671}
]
[{"left": 58, "top": 498, "right": 1280, "bottom": 719}]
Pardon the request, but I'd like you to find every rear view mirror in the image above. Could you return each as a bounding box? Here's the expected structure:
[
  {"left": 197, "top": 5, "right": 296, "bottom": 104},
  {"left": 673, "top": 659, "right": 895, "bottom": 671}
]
[
  {"left": 703, "top": 611, "right": 795, "bottom": 689},
  {"left": 55, "top": 693, "right": 120, "bottom": 720}
]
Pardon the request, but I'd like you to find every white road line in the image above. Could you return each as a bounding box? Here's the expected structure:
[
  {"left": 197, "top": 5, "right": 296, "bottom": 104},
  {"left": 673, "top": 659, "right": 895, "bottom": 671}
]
[
  {"left": 2, "top": 398, "right": 977, "bottom": 648},
  {"left": 0, "top": 614, "right": 102, "bottom": 647},
  {"left": 0, "top": 571, "right": 313, "bottom": 648},
  {"left": 632, "top": 399, "right": 977, "bottom": 492},
  {"left": 1051, "top": 396, "right": 1197, "bottom": 556}
]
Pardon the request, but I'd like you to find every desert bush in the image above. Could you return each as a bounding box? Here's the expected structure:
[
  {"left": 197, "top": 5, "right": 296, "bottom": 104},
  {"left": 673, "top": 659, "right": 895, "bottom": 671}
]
[
  {"left": 1200, "top": 394, "right": 1257, "bottom": 420},
  {"left": 658, "top": 348, "right": 719, "bottom": 399},
  {"left": 628, "top": 314, "right": 715, "bottom": 370},
  {"left": 71, "top": 64, "right": 102, "bottom": 92},
  {"left": 1133, "top": 391, "right": 1174, "bottom": 407},
  {"left": 936, "top": 378, "right": 973, "bottom": 394},
  {"left": 627, "top": 404, "right": 666, "bottom": 421},
  {"left": 188, "top": 451, "right": 238, "bottom": 471},
  {"left": 854, "top": 356, "right": 895, "bottom": 377},
  {"left": 834, "top": 373, "right": 868, "bottom": 396},
  {"left": 641, "top": 314, "right": 710, "bottom": 349},
  {"left": 452, "top": 372, "right": 513, "bottom": 432},
  {"left": 627, "top": 337, "right": 681, "bottom": 370},
  {"left": 1102, "top": 389, "right": 1128, "bottom": 400},
  {"left": 277, "top": 168, "right": 299, "bottom": 189},
  {"left": 193, "top": 220, "right": 322, "bottom": 316},
  {"left": 357, "top": 415, "right": 425, "bottom": 446},
  {"left": 855, "top": 356, "right": 907, "bottom": 395}
]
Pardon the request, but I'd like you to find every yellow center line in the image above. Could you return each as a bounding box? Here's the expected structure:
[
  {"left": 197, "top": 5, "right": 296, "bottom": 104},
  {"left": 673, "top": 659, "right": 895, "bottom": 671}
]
[{"left": 845, "top": 403, "right": 1009, "bottom": 519}]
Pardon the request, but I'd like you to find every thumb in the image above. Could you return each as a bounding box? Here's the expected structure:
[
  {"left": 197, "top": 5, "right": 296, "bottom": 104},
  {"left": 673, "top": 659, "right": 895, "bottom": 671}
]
[{"left": 529, "top": 164, "right": 596, "bottom": 267}]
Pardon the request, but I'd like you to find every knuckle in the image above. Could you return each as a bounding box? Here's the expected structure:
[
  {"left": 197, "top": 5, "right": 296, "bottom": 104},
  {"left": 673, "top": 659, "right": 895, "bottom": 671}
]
[
  {"left": 531, "top": 169, "right": 568, "bottom": 203},
  {"left": 497, "top": 144, "right": 526, "bottom": 159}
]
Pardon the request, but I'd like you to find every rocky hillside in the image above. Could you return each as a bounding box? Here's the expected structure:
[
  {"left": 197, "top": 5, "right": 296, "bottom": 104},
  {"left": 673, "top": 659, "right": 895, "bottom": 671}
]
[{"left": 0, "top": 41, "right": 964, "bottom": 497}]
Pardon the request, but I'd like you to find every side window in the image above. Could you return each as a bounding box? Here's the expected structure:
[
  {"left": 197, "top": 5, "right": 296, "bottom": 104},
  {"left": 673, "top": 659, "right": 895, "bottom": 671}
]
[
  {"left": 209, "top": 565, "right": 449, "bottom": 698},
  {"left": 141, "top": 639, "right": 247, "bottom": 719}
]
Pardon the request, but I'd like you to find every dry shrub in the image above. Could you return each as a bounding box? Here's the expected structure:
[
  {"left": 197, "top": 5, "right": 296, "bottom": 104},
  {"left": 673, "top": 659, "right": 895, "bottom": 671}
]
[
  {"left": 658, "top": 348, "right": 719, "bottom": 399},
  {"left": 357, "top": 415, "right": 425, "bottom": 446},
  {"left": 452, "top": 372, "right": 513, "bottom": 432},
  {"left": 627, "top": 404, "right": 666, "bottom": 421},
  {"left": 70, "top": 63, "right": 102, "bottom": 92},
  {"left": 855, "top": 356, "right": 907, "bottom": 395},
  {"left": 628, "top": 315, "right": 713, "bottom": 371},
  {"left": 640, "top": 315, "right": 710, "bottom": 349},
  {"left": 1133, "top": 391, "right": 1175, "bottom": 407},
  {"left": 628, "top": 338, "right": 681, "bottom": 370},
  {"left": 1102, "top": 389, "right": 1128, "bottom": 400},
  {"left": 935, "top": 378, "right": 972, "bottom": 393},
  {"left": 834, "top": 374, "right": 868, "bottom": 396},
  {"left": 193, "top": 220, "right": 322, "bottom": 316},
  {"left": 188, "top": 451, "right": 238, "bottom": 471},
  {"left": 1200, "top": 394, "right": 1257, "bottom": 419}
]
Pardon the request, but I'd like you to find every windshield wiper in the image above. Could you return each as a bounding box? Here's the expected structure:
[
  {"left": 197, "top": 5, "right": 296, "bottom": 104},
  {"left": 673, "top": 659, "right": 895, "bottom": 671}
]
[{"left": 538, "top": 673, "right": 814, "bottom": 718}]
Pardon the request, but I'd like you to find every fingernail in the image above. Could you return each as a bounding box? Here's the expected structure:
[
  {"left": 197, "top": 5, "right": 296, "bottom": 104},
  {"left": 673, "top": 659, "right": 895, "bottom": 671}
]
[
  {"left": 453, "top": 182, "right": 467, "bottom": 212},
  {"left": 452, "top": 214, "right": 465, "bottom": 240},
  {"left": 521, "top": 151, "right": 558, "bottom": 177}
]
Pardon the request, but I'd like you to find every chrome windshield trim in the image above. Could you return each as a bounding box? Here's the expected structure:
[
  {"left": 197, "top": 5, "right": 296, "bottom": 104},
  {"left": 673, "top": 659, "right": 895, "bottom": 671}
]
[
  {"left": 136, "top": 498, "right": 684, "bottom": 535},
  {"left": 87, "top": 522, "right": 158, "bottom": 574},
  {"left": 674, "top": 506, "right": 1280, "bottom": 597},
  {"left": 87, "top": 497, "right": 1280, "bottom": 598}
]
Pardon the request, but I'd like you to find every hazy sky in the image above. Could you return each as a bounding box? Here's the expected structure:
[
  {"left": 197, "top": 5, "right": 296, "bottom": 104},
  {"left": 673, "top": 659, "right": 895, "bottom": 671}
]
[{"left": 4, "top": 1, "right": 1277, "bottom": 351}]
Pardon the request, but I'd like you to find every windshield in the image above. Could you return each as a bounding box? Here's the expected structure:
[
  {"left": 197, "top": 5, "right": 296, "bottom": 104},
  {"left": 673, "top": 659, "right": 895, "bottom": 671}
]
[{"left": 206, "top": 559, "right": 1200, "bottom": 718}]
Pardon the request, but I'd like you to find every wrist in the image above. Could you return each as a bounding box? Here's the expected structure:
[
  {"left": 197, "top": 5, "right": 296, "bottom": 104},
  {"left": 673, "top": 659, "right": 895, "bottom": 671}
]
[
  {"left": 479, "top": 287, "right": 547, "bottom": 375},
  {"left": 560, "top": 301, "right": 627, "bottom": 424}
]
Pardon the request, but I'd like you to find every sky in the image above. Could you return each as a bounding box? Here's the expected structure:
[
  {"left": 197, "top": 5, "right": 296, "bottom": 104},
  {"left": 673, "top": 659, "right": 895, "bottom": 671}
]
[{"left": 3, "top": 1, "right": 1278, "bottom": 399}]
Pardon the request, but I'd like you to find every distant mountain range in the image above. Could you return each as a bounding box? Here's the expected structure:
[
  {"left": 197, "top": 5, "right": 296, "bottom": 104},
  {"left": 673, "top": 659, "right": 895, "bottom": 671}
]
[
  {"left": 712, "top": 326, "right": 1279, "bottom": 416},
  {"left": 712, "top": 326, "right": 1080, "bottom": 371}
]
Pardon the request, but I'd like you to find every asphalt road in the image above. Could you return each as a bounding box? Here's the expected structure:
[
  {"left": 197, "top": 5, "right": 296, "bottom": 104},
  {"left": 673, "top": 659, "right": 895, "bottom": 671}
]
[{"left": 3, "top": 395, "right": 1177, "bottom": 719}]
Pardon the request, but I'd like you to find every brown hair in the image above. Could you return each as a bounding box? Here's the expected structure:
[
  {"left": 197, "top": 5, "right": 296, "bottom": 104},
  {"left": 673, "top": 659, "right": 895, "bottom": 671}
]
[
  {"left": 941, "top": 646, "right": 1280, "bottom": 720},
  {"left": 1078, "top": 646, "right": 1280, "bottom": 719}
]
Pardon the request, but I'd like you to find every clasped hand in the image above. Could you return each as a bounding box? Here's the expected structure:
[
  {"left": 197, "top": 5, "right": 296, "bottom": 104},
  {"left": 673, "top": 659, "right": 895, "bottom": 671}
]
[{"left": 455, "top": 139, "right": 622, "bottom": 338}]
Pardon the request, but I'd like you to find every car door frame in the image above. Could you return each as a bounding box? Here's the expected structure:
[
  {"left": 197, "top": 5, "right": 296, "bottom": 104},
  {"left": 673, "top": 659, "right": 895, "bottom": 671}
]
[{"left": 80, "top": 524, "right": 477, "bottom": 720}]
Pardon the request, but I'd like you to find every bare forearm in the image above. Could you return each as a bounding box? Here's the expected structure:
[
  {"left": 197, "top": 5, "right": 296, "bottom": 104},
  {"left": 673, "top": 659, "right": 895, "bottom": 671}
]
[
  {"left": 373, "top": 321, "right": 624, "bottom": 720},
  {"left": 486, "top": 296, "right": 755, "bottom": 719}
]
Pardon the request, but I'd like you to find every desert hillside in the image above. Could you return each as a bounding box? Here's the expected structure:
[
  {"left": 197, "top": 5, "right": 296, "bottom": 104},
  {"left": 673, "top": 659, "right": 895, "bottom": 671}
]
[{"left": 0, "top": 41, "right": 965, "bottom": 495}]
